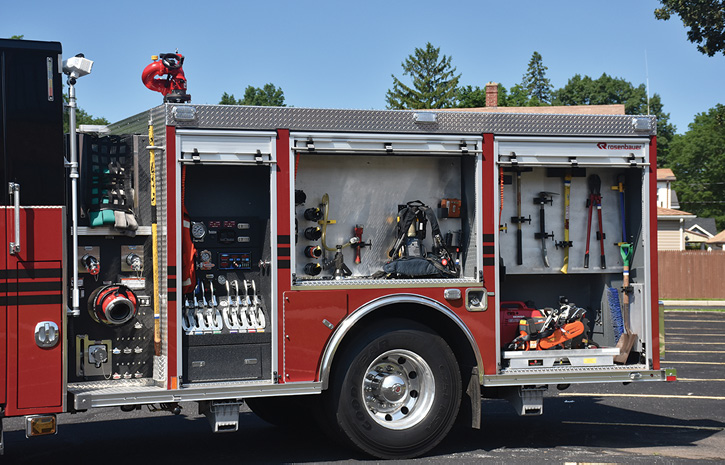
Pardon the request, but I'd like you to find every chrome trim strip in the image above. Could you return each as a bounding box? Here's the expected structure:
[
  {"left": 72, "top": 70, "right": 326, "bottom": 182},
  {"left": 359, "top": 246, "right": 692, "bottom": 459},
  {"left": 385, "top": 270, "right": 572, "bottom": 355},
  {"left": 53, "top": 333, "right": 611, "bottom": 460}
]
[
  {"left": 72, "top": 381, "right": 322, "bottom": 409},
  {"left": 484, "top": 368, "right": 669, "bottom": 387},
  {"left": 319, "top": 294, "right": 484, "bottom": 390}
]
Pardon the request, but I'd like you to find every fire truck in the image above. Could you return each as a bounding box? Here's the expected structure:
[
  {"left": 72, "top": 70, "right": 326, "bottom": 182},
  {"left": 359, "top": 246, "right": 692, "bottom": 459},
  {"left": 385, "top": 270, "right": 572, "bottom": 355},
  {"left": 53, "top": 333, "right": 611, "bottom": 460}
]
[{"left": 0, "top": 38, "right": 675, "bottom": 459}]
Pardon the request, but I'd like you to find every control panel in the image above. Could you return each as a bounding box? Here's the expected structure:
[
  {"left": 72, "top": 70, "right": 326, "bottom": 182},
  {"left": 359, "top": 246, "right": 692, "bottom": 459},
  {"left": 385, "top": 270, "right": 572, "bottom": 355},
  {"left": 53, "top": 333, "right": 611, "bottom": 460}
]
[{"left": 180, "top": 163, "right": 273, "bottom": 383}]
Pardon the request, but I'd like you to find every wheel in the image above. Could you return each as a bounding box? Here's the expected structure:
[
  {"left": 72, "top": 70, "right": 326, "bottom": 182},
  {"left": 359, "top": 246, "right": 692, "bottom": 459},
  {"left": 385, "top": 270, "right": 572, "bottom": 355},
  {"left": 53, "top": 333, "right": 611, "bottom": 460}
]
[
  {"left": 245, "top": 395, "right": 319, "bottom": 428},
  {"left": 325, "top": 321, "right": 462, "bottom": 459}
]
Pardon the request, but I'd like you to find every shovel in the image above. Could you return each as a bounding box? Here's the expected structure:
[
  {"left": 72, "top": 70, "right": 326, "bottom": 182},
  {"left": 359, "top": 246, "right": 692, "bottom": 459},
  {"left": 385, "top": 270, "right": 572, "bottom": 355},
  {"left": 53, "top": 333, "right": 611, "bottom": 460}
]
[{"left": 613, "top": 243, "right": 637, "bottom": 364}]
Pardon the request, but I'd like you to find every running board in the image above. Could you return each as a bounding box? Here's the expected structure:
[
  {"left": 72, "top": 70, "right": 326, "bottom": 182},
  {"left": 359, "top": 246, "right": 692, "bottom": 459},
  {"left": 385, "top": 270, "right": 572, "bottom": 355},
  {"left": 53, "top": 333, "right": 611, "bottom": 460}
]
[{"left": 503, "top": 348, "right": 621, "bottom": 369}]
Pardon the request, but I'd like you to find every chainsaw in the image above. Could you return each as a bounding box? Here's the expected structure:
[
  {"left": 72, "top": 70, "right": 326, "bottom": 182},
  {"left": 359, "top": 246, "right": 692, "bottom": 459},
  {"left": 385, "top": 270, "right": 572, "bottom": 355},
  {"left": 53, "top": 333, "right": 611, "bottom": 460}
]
[{"left": 508, "top": 297, "right": 588, "bottom": 351}]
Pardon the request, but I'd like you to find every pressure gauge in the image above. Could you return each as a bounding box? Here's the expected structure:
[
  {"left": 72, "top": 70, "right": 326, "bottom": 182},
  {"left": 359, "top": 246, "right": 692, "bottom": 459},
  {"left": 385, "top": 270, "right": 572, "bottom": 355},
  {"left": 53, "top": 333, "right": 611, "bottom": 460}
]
[
  {"left": 217, "top": 274, "right": 227, "bottom": 285},
  {"left": 191, "top": 221, "right": 207, "bottom": 240},
  {"left": 199, "top": 250, "right": 212, "bottom": 263}
]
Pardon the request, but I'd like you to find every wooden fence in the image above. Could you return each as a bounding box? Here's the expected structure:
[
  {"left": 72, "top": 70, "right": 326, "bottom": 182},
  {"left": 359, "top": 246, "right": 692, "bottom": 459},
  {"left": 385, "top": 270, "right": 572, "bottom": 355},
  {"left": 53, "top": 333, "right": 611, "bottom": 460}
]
[{"left": 658, "top": 250, "right": 725, "bottom": 299}]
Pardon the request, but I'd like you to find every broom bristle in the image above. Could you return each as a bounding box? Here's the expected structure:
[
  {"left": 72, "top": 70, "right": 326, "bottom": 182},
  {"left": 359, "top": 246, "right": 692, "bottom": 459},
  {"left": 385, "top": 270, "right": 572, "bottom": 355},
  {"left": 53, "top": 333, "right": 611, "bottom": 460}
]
[{"left": 607, "top": 287, "right": 624, "bottom": 341}]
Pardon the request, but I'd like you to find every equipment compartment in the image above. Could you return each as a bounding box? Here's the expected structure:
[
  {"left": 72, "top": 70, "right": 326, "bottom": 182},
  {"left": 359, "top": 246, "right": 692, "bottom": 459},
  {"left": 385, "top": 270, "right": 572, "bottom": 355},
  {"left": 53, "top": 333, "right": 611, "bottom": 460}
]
[
  {"left": 180, "top": 163, "right": 273, "bottom": 382},
  {"left": 291, "top": 134, "right": 481, "bottom": 284},
  {"left": 496, "top": 137, "right": 652, "bottom": 369}
]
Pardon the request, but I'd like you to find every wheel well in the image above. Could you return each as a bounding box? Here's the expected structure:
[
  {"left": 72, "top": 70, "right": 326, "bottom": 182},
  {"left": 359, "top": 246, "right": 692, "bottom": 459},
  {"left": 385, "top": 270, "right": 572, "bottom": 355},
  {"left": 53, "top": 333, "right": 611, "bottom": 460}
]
[{"left": 326, "top": 302, "right": 480, "bottom": 388}]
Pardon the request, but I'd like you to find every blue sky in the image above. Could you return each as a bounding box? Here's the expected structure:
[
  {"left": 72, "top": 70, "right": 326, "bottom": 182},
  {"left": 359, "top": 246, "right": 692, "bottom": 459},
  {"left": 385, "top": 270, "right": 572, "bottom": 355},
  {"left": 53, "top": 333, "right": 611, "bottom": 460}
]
[{"left": 2, "top": 0, "right": 722, "bottom": 133}]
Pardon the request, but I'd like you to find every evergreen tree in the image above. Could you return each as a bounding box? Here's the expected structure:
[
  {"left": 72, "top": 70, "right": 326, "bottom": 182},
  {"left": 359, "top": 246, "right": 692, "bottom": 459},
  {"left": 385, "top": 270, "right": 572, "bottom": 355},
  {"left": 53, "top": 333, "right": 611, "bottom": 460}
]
[
  {"left": 520, "top": 51, "right": 553, "bottom": 105},
  {"left": 386, "top": 42, "right": 461, "bottom": 109}
]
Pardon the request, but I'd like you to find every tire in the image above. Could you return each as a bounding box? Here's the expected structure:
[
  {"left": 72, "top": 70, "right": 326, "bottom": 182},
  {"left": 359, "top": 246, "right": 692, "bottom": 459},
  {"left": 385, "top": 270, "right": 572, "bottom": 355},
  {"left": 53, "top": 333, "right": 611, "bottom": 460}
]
[
  {"left": 245, "top": 395, "right": 320, "bottom": 428},
  {"left": 325, "top": 321, "right": 462, "bottom": 459}
]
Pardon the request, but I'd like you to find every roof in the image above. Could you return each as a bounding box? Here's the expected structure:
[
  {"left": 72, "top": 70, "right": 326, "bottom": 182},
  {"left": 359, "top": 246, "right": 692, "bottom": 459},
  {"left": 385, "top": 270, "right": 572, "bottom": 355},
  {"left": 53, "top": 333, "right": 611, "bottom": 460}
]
[
  {"left": 707, "top": 230, "right": 725, "bottom": 244},
  {"left": 439, "top": 104, "right": 625, "bottom": 115},
  {"left": 685, "top": 218, "right": 718, "bottom": 237},
  {"left": 657, "top": 206, "right": 695, "bottom": 218},
  {"left": 657, "top": 168, "right": 676, "bottom": 181}
]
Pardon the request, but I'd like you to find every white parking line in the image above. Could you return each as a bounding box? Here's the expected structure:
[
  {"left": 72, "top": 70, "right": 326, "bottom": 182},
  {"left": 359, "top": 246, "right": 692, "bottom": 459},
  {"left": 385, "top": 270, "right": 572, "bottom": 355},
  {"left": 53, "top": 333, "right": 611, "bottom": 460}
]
[
  {"left": 559, "top": 392, "right": 725, "bottom": 400},
  {"left": 562, "top": 420, "right": 723, "bottom": 431}
]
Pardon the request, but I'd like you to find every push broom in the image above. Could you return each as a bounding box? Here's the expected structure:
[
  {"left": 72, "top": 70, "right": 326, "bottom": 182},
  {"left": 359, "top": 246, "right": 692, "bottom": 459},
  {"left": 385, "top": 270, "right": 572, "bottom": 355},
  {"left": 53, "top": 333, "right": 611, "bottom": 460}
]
[{"left": 612, "top": 175, "right": 637, "bottom": 364}]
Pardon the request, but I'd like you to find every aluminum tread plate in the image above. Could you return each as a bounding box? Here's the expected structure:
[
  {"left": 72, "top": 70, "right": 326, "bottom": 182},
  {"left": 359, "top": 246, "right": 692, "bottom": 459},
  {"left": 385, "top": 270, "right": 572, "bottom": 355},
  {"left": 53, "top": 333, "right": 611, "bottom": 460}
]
[
  {"left": 109, "top": 105, "right": 655, "bottom": 137},
  {"left": 500, "top": 364, "right": 646, "bottom": 375},
  {"left": 166, "top": 105, "right": 655, "bottom": 136}
]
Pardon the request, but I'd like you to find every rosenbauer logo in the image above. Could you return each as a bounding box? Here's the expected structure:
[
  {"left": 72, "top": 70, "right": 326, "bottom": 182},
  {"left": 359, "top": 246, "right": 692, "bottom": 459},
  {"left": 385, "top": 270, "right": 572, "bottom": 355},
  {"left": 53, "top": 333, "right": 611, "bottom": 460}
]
[{"left": 597, "top": 142, "right": 643, "bottom": 150}]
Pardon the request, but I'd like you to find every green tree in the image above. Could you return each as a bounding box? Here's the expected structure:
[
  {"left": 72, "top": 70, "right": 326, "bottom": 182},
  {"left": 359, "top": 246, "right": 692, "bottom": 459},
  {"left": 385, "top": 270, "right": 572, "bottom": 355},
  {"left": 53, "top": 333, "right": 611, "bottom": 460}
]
[
  {"left": 655, "top": 0, "right": 725, "bottom": 56},
  {"left": 520, "top": 51, "right": 553, "bottom": 105},
  {"left": 219, "top": 92, "right": 238, "bottom": 105},
  {"left": 503, "top": 84, "right": 532, "bottom": 107},
  {"left": 62, "top": 87, "right": 109, "bottom": 133},
  {"left": 553, "top": 73, "right": 676, "bottom": 165},
  {"left": 219, "top": 84, "right": 285, "bottom": 106},
  {"left": 456, "top": 85, "right": 486, "bottom": 108},
  {"left": 667, "top": 104, "right": 725, "bottom": 229},
  {"left": 386, "top": 42, "right": 461, "bottom": 109},
  {"left": 9, "top": 35, "right": 24, "bottom": 39}
]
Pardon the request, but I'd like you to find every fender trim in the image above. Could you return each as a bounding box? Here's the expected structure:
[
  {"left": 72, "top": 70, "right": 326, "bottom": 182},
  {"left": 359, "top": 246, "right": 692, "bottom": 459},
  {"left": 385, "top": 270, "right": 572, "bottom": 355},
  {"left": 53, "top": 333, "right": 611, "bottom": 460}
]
[{"left": 319, "top": 293, "right": 484, "bottom": 389}]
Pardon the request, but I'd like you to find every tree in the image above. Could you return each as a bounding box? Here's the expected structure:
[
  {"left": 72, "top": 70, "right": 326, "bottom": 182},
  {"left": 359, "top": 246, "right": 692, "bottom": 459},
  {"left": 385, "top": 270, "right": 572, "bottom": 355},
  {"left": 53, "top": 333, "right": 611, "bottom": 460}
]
[
  {"left": 386, "top": 42, "right": 461, "bottom": 109},
  {"left": 553, "top": 73, "right": 676, "bottom": 165},
  {"left": 667, "top": 104, "right": 725, "bottom": 229},
  {"left": 63, "top": 107, "right": 109, "bottom": 133},
  {"left": 655, "top": 0, "right": 725, "bottom": 56},
  {"left": 219, "top": 84, "right": 285, "bottom": 106},
  {"left": 520, "top": 51, "right": 553, "bottom": 105},
  {"left": 502, "top": 84, "right": 532, "bottom": 107},
  {"left": 456, "top": 85, "right": 486, "bottom": 108},
  {"left": 10, "top": 35, "right": 24, "bottom": 39}
]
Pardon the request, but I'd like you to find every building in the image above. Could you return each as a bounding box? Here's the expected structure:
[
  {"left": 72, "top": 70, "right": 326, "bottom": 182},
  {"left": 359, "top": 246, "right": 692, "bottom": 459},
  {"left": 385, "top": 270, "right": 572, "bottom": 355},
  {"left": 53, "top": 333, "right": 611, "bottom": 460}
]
[{"left": 657, "top": 207, "right": 697, "bottom": 250}]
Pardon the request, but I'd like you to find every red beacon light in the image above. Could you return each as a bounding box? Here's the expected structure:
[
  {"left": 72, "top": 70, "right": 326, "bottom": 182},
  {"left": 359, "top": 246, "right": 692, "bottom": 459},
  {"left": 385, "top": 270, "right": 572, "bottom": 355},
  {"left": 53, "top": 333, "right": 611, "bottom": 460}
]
[{"left": 142, "top": 52, "right": 191, "bottom": 103}]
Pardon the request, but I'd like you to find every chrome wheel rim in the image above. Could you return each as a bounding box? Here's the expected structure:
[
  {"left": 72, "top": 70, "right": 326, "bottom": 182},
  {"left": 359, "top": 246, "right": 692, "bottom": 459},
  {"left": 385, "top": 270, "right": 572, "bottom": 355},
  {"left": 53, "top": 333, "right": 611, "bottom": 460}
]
[{"left": 361, "top": 349, "right": 435, "bottom": 430}]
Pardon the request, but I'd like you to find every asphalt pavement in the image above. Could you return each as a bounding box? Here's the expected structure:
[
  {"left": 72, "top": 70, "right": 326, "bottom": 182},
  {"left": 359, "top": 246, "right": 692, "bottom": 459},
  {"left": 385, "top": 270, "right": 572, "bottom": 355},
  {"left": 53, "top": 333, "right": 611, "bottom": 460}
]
[{"left": 2, "top": 309, "right": 723, "bottom": 463}]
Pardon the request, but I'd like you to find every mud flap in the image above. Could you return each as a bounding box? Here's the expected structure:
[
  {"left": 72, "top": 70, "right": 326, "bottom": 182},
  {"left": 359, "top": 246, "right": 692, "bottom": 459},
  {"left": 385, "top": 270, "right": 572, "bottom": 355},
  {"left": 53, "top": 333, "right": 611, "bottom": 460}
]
[{"left": 465, "top": 367, "right": 481, "bottom": 429}]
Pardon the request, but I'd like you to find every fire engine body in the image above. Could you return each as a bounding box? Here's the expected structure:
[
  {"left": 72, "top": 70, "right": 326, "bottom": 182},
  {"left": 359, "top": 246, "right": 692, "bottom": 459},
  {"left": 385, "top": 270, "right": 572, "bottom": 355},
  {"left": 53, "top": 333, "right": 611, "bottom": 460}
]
[{"left": 0, "top": 39, "right": 674, "bottom": 458}]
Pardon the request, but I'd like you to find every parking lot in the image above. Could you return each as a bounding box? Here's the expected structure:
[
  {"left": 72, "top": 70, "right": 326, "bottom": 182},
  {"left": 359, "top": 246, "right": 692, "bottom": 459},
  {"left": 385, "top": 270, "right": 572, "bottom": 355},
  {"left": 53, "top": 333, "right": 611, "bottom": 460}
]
[{"left": 3, "top": 310, "right": 723, "bottom": 463}]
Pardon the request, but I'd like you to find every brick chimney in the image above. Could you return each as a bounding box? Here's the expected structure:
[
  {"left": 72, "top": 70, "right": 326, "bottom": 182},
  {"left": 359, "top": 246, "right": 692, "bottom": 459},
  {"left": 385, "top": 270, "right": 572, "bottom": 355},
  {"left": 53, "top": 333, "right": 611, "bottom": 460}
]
[{"left": 485, "top": 82, "right": 498, "bottom": 107}]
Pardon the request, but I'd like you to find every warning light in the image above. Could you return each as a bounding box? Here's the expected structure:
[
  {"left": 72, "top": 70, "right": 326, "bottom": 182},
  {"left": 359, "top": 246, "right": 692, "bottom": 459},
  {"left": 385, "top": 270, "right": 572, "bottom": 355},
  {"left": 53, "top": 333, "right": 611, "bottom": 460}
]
[{"left": 25, "top": 415, "right": 57, "bottom": 437}]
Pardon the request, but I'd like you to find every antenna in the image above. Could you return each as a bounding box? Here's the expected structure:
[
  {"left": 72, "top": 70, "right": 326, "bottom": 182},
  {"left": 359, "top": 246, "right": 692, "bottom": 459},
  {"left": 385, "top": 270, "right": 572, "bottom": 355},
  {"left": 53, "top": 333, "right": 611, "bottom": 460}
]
[{"left": 645, "top": 49, "right": 650, "bottom": 115}]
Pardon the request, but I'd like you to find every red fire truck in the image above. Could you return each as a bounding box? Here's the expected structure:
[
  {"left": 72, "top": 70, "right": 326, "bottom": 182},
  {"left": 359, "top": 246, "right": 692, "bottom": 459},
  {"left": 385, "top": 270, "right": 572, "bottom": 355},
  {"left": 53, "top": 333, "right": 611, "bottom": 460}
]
[{"left": 0, "top": 39, "right": 674, "bottom": 459}]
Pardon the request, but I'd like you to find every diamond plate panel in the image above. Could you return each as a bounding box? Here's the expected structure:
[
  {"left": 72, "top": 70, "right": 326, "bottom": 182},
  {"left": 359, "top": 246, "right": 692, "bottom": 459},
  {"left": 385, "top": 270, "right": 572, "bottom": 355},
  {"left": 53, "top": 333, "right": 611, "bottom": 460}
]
[{"left": 155, "top": 104, "right": 656, "bottom": 137}]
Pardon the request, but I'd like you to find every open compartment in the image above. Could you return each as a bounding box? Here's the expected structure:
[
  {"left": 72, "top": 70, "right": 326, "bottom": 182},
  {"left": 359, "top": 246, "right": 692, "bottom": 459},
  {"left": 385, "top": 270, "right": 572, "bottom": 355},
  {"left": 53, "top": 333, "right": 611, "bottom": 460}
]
[
  {"left": 496, "top": 137, "right": 652, "bottom": 370},
  {"left": 290, "top": 133, "right": 482, "bottom": 284}
]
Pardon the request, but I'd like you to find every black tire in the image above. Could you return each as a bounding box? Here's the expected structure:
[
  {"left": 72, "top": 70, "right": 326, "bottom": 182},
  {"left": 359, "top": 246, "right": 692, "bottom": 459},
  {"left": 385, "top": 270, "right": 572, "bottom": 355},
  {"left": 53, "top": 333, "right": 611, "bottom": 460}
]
[
  {"left": 245, "top": 395, "right": 320, "bottom": 428},
  {"left": 325, "top": 320, "right": 462, "bottom": 459}
]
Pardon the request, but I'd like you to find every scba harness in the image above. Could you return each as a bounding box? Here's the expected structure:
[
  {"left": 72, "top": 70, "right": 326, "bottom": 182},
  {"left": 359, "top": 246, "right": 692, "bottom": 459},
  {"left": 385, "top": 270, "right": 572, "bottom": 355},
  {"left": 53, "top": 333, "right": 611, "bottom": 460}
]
[{"left": 383, "top": 201, "right": 459, "bottom": 278}]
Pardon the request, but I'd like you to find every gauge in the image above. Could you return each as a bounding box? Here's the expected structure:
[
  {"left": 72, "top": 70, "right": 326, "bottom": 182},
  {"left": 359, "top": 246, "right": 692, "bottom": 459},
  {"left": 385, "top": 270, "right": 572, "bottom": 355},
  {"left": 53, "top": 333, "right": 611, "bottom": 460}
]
[
  {"left": 199, "top": 250, "right": 212, "bottom": 263},
  {"left": 217, "top": 274, "right": 227, "bottom": 285},
  {"left": 191, "top": 222, "right": 207, "bottom": 240}
]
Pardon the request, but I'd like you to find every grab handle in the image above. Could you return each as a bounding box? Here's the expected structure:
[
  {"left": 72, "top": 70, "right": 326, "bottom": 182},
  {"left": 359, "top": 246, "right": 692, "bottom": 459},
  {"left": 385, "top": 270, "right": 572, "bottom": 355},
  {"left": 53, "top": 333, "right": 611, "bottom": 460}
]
[{"left": 9, "top": 183, "right": 20, "bottom": 255}]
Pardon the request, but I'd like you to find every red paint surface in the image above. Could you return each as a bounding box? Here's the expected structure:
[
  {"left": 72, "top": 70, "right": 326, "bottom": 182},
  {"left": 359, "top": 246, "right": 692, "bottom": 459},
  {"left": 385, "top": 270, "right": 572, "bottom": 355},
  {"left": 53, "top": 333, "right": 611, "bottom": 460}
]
[
  {"left": 649, "top": 136, "right": 660, "bottom": 370},
  {"left": 276, "top": 130, "right": 292, "bottom": 381},
  {"left": 5, "top": 207, "right": 64, "bottom": 416},
  {"left": 166, "top": 125, "right": 178, "bottom": 384},
  {"left": 0, "top": 209, "right": 6, "bottom": 405},
  {"left": 283, "top": 290, "right": 348, "bottom": 381}
]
